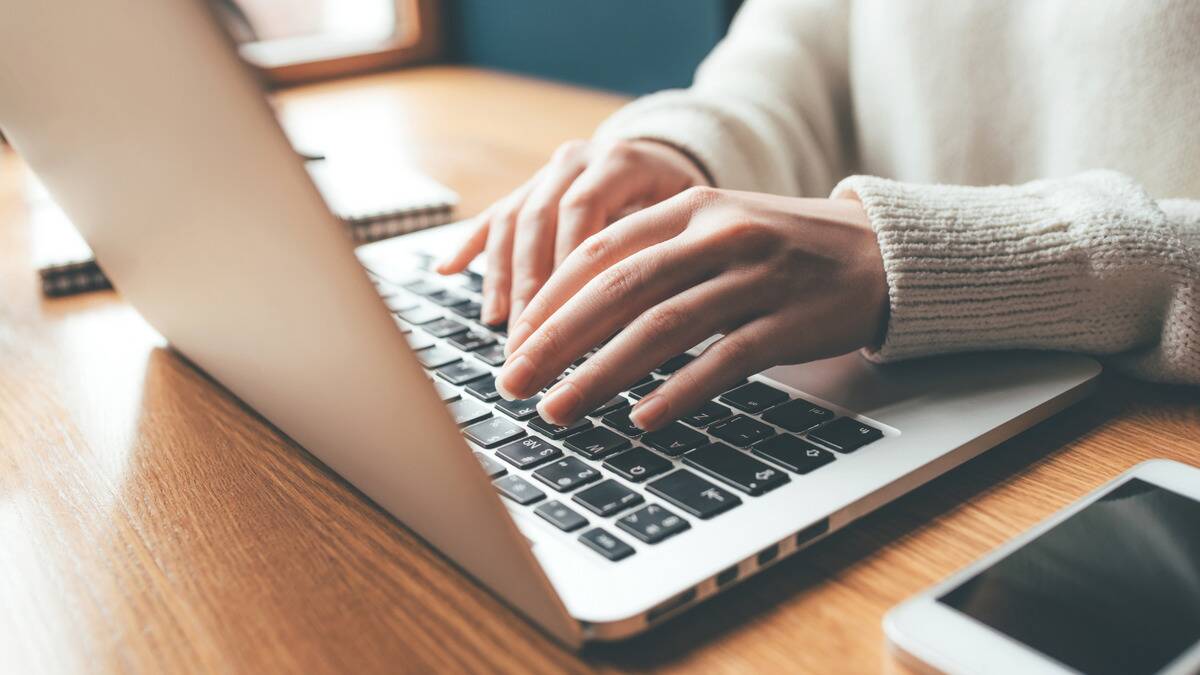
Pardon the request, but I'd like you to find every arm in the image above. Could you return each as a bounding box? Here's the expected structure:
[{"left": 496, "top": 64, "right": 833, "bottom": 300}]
[
  {"left": 835, "top": 170, "right": 1200, "bottom": 385},
  {"left": 594, "top": 0, "right": 851, "bottom": 197}
]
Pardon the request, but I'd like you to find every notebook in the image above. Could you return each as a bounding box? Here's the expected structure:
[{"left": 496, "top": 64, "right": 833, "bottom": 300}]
[{"left": 33, "top": 156, "right": 458, "bottom": 297}]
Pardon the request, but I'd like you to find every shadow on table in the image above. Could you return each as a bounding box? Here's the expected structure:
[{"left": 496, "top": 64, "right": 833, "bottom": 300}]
[{"left": 582, "top": 373, "right": 1135, "bottom": 669}]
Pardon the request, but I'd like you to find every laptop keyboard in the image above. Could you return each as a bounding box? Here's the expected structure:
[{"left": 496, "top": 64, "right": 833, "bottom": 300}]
[{"left": 369, "top": 261, "right": 884, "bottom": 563}]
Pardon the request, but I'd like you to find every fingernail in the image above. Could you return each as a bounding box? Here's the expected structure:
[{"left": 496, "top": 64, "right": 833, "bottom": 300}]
[
  {"left": 505, "top": 321, "right": 533, "bottom": 356},
  {"left": 539, "top": 382, "right": 582, "bottom": 424},
  {"left": 630, "top": 395, "right": 668, "bottom": 430},
  {"left": 496, "top": 354, "right": 534, "bottom": 400}
]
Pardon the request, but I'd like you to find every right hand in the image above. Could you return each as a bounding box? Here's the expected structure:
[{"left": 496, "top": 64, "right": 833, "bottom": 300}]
[{"left": 435, "top": 138, "right": 710, "bottom": 327}]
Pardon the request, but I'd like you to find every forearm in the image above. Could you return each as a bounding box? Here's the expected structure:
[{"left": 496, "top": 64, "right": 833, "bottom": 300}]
[
  {"left": 835, "top": 171, "right": 1200, "bottom": 385},
  {"left": 593, "top": 0, "right": 851, "bottom": 197}
]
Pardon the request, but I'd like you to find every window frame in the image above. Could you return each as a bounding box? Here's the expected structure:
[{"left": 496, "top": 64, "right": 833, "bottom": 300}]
[{"left": 238, "top": 0, "right": 441, "bottom": 86}]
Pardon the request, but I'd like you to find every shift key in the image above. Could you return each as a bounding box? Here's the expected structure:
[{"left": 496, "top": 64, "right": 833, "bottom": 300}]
[
  {"left": 646, "top": 469, "right": 741, "bottom": 519},
  {"left": 683, "top": 443, "right": 789, "bottom": 496}
]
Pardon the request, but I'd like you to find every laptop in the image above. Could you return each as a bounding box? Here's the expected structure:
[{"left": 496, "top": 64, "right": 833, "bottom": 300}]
[{"left": 0, "top": 0, "right": 1101, "bottom": 646}]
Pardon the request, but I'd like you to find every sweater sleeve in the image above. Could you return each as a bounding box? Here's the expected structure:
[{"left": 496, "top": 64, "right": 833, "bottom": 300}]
[
  {"left": 833, "top": 171, "right": 1200, "bottom": 385},
  {"left": 592, "top": 0, "right": 851, "bottom": 198}
]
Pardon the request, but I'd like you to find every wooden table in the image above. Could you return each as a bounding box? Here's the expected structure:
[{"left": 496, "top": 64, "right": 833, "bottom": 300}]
[{"left": 2, "top": 66, "right": 1197, "bottom": 674}]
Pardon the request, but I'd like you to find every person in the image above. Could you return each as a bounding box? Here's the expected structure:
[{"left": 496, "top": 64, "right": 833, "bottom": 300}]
[{"left": 437, "top": 0, "right": 1200, "bottom": 432}]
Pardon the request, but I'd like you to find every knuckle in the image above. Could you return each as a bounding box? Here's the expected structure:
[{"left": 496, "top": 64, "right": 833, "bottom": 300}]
[
  {"left": 596, "top": 265, "right": 636, "bottom": 299},
  {"left": 552, "top": 138, "right": 589, "bottom": 163},
  {"left": 559, "top": 186, "right": 598, "bottom": 214},
  {"left": 639, "top": 303, "right": 687, "bottom": 340},
  {"left": 680, "top": 184, "right": 720, "bottom": 208},
  {"left": 576, "top": 232, "right": 613, "bottom": 267},
  {"left": 712, "top": 335, "right": 755, "bottom": 372}
]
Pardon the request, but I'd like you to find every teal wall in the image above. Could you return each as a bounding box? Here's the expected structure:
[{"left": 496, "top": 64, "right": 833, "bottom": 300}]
[{"left": 443, "top": 1, "right": 741, "bottom": 95}]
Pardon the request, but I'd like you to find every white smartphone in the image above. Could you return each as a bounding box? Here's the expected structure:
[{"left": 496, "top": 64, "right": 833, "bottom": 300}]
[{"left": 886, "top": 459, "right": 1200, "bottom": 675}]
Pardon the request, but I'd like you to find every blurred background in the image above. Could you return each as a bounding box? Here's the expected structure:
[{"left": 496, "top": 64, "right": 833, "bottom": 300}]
[{"left": 228, "top": 0, "right": 743, "bottom": 93}]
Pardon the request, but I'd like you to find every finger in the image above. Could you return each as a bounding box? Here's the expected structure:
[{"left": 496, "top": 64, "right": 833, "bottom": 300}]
[
  {"left": 436, "top": 212, "right": 490, "bottom": 275},
  {"left": 554, "top": 154, "right": 646, "bottom": 267},
  {"left": 509, "top": 156, "right": 588, "bottom": 326},
  {"left": 506, "top": 186, "right": 713, "bottom": 353},
  {"left": 536, "top": 274, "right": 763, "bottom": 425},
  {"left": 496, "top": 235, "right": 722, "bottom": 400},
  {"left": 630, "top": 317, "right": 783, "bottom": 431},
  {"left": 481, "top": 203, "right": 520, "bottom": 325}
]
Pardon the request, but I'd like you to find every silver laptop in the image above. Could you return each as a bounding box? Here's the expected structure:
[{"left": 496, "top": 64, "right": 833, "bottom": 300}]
[{"left": 0, "top": 0, "right": 1100, "bottom": 646}]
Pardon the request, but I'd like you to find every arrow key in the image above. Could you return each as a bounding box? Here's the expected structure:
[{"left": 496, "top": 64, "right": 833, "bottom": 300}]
[
  {"left": 682, "top": 443, "right": 790, "bottom": 496},
  {"left": 617, "top": 503, "right": 690, "bottom": 544}
]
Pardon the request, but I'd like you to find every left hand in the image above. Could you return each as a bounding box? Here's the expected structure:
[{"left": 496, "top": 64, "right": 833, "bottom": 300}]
[{"left": 494, "top": 186, "right": 889, "bottom": 431}]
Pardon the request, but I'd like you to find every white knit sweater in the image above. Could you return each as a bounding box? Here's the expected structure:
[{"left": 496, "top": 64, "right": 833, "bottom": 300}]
[{"left": 594, "top": 0, "right": 1200, "bottom": 385}]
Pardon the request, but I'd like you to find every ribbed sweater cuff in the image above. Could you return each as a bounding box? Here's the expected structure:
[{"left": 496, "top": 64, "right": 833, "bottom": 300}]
[{"left": 831, "top": 172, "right": 1173, "bottom": 363}]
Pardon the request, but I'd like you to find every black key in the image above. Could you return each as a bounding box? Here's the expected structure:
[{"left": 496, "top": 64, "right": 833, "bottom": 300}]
[
  {"left": 459, "top": 270, "right": 484, "bottom": 292},
  {"left": 565, "top": 426, "right": 631, "bottom": 459},
  {"left": 496, "top": 435, "right": 562, "bottom": 469},
  {"left": 426, "top": 289, "right": 470, "bottom": 307},
  {"left": 423, "top": 317, "right": 470, "bottom": 338},
  {"left": 752, "top": 434, "right": 836, "bottom": 474},
  {"left": 808, "top": 417, "right": 883, "bottom": 453},
  {"left": 493, "top": 474, "right": 545, "bottom": 505},
  {"left": 463, "top": 416, "right": 525, "bottom": 448},
  {"left": 761, "top": 398, "right": 834, "bottom": 432},
  {"left": 683, "top": 443, "right": 790, "bottom": 496},
  {"left": 709, "top": 414, "right": 776, "bottom": 448},
  {"left": 571, "top": 351, "right": 594, "bottom": 368},
  {"left": 647, "top": 470, "right": 742, "bottom": 519},
  {"left": 534, "top": 500, "right": 588, "bottom": 532},
  {"left": 578, "top": 528, "right": 635, "bottom": 561},
  {"left": 617, "top": 504, "right": 690, "bottom": 544},
  {"left": 602, "top": 406, "right": 645, "bottom": 437},
  {"left": 573, "top": 479, "right": 644, "bottom": 517},
  {"left": 588, "top": 396, "right": 628, "bottom": 417},
  {"left": 446, "top": 330, "right": 495, "bottom": 352},
  {"left": 642, "top": 423, "right": 707, "bottom": 457},
  {"left": 630, "top": 374, "right": 655, "bottom": 389},
  {"left": 529, "top": 414, "right": 593, "bottom": 440},
  {"left": 719, "top": 381, "right": 789, "bottom": 414},
  {"left": 464, "top": 375, "right": 501, "bottom": 402},
  {"left": 539, "top": 371, "right": 568, "bottom": 393},
  {"left": 474, "top": 451, "right": 507, "bottom": 478},
  {"left": 416, "top": 345, "right": 460, "bottom": 369},
  {"left": 654, "top": 353, "right": 694, "bottom": 375},
  {"left": 396, "top": 307, "right": 441, "bottom": 325},
  {"left": 603, "top": 447, "right": 672, "bottom": 482},
  {"left": 482, "top": 321, "right": 507, "bottom": 337},
  {"left": 432, "top": 380, "right": 461, "bottom": 402},
  {"left": 406, "top": 332, "right": 436, "bottom": 352},
  {"left": 436, "top": 360, "right": 490, "bottom": 385},
  {"left": 447, "top": 398, "right": 490, "bottom": 426},
  {"left": 628, "top": 379, "right": 662, "bottom": 400},
  {"left": 533, "top": 456, "right": 600, "bottom": 492},
  {"left": 680, "top": 401, "right": 732, "bottom": 428},
  {"left": 473, "top": 344, "right": 507, "bottom": 367},
  {"left": 402, "top": 279, "right": 442, "bottom": 296},
  {"left": 496, "top": 395, "right": 542, "bottom": 421},
  {"left": 385, "top": 295, "right": 419, "bottom": 312},
  {"left": 449, "top": 300, "right": 483, "bottom": 320}
]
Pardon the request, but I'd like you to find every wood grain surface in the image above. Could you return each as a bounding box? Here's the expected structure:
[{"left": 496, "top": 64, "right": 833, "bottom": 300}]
[{"left": 1, "top": 66, "right": 1196, "bottom": 675}]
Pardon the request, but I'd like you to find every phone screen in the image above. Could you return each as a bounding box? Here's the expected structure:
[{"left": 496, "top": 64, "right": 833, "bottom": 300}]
[{"left": 939, "top": 478, "right": 1200, "bottom": 675}]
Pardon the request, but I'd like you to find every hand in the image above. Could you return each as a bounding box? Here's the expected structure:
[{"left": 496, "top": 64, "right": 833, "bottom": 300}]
[
  {"left": 435, "top": 138, "right": 709, "bottom": 326},
  {"left": 494, "top": 187, "right": 888, "bottom": 431}
]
